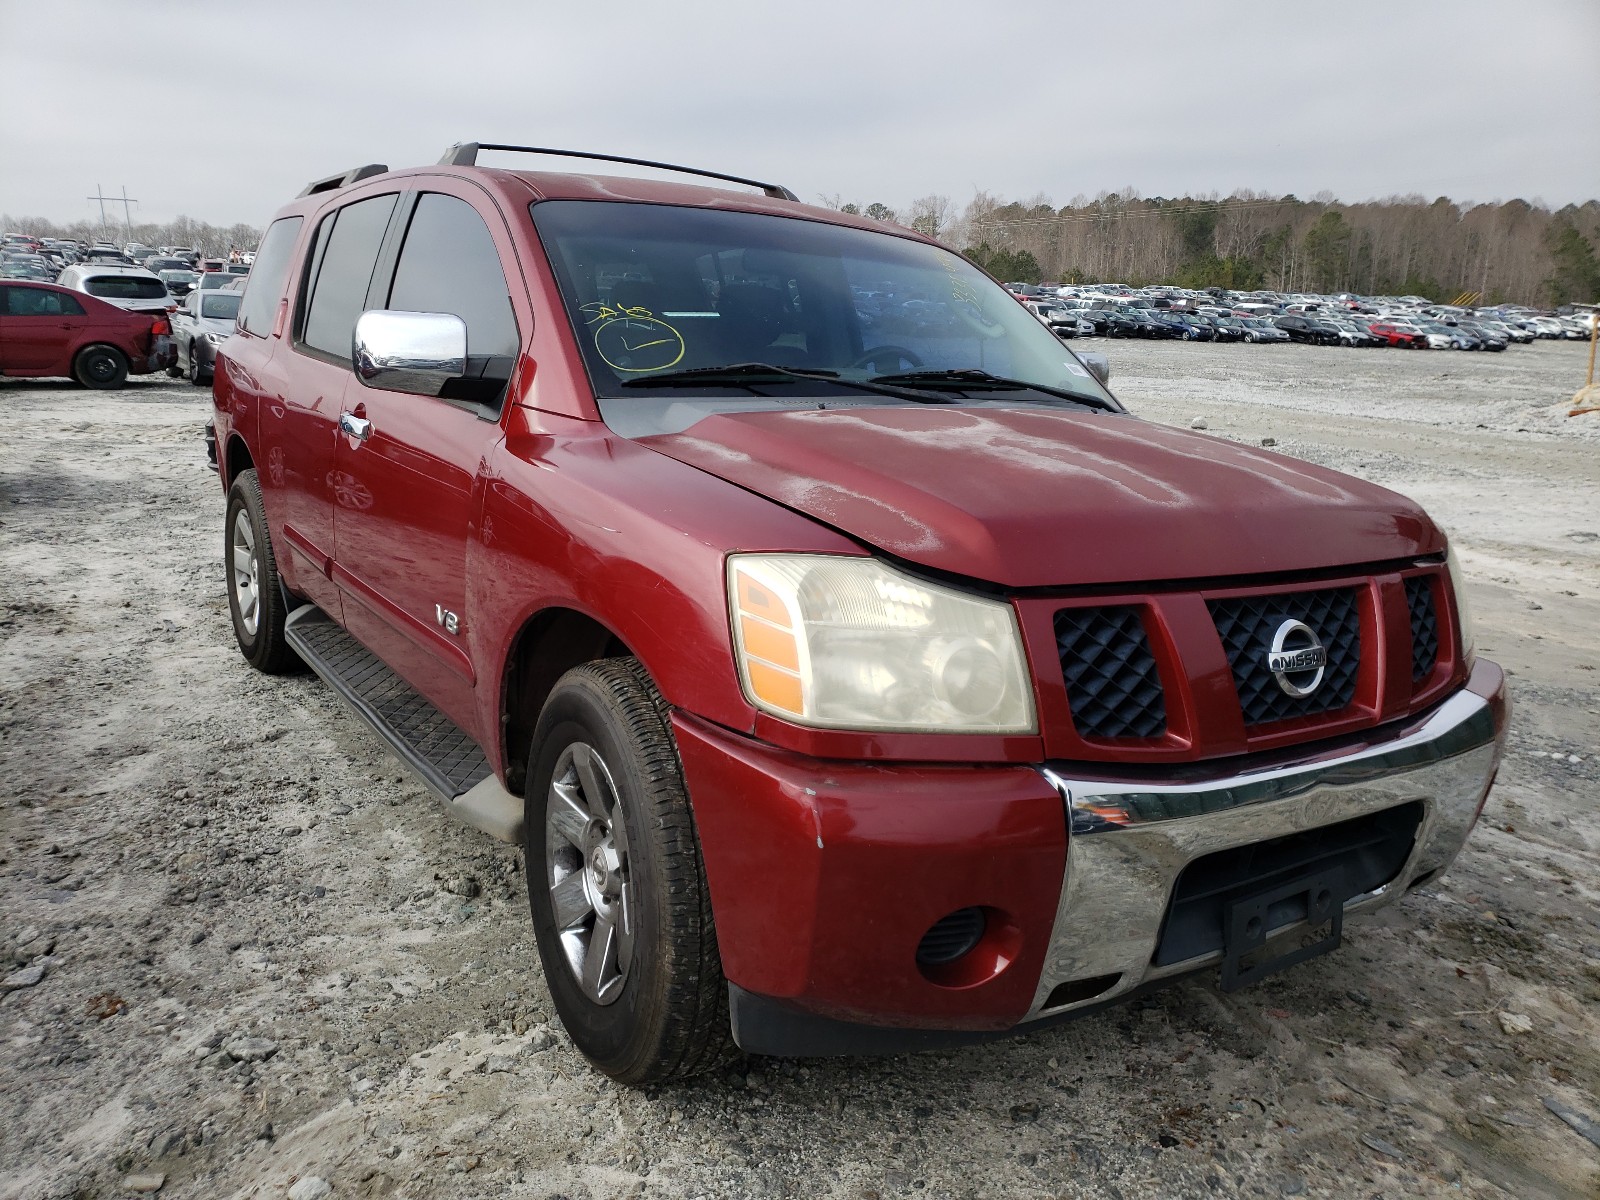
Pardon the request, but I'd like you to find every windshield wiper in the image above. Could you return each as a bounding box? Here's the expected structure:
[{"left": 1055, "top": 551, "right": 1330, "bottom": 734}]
[
  {"left": 619, "top": 362, "right": 954, "bottom": 403},
  {"left": 867, "top": 368, "right": 1121, "bottom": 413}
]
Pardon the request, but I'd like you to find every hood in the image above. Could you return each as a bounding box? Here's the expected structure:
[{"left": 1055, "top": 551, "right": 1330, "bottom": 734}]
[{"left": 637, "top": 406, "right": 1442, "bottom": 588}]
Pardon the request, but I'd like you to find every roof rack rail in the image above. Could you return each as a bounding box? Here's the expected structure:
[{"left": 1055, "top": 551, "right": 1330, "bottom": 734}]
[
  {"left": 297, "top": 163, "right": 390, "bottom": 199},
  {"left": 437, "top": 143, "right": 799, "bottom": 202}
]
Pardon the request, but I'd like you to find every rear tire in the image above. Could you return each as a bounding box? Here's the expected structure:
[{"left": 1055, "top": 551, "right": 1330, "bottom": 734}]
[
  {"left": 525, "top": 658, "right": 731, "bottom": 1085},
  {"left": 73, "top": 344, "right": 128, "bottom": 389},
  {"left": 224, "top": 468, "right": 300, "bottom": 675}
]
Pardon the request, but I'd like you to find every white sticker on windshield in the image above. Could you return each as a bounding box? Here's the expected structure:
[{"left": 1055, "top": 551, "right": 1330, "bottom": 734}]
[{"left": 1062, "top": 361, "right": 1088, "bottom": 376}]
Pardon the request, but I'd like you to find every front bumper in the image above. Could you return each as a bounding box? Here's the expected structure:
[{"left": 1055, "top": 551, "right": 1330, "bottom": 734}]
[{"left": 680, "top": 660, "right": 1506, "bottom": 1057}]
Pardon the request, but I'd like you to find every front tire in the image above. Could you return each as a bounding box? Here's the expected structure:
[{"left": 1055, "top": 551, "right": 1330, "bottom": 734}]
[
  {"left": 224, "top": 468, "right": 300, "bottom": 674},
  {"left": 525, "top": 659, "right": 730, "bottom": 1085},
  {"left": 73, "top": 344, "right": 128, "bottom": 389}
]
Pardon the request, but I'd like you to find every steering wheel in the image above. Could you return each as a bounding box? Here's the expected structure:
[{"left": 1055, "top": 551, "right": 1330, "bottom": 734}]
[{"left": 850, "top": 345, "right": 924, "bottom": 374}]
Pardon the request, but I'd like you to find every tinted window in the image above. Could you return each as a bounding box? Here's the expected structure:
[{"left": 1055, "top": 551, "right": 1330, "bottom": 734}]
[
  {"left": 387, "top": 194, "right": 520, "bottom": 359},
  {"left": 4, "top": 286, "right": 85, "bottom": 316},
  {"left": 237, "top": 216, "right": 303, "bottom": 336},
  {"left": 201, "top": 293, "right": 242, "bottom": 320},
  {"left": 302, "top": 194, "right": 397, "bottom": 360},
  {"left": 83, "top": 276, "right": 167, "bottom": 299}
]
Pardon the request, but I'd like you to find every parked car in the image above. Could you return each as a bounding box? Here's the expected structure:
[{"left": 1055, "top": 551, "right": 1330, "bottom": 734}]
[
  {"left": 1421, "top": 321, "right": 1479, "bottom": 350},
  {"left": 1367, "top": 320, "right": 1427, "bottom": 348},
  {"left": 171, "top": 288, "right": 241, "bottom": 384},
  {"left": 1239, "top": 317, "right": 1287, "bottom": 343},
  {"left": 159, "top": 268, "right": 199, "bottom": 297},
  {"left": 1082, "top": 308, "right": 1142, "bottom": 337},
  {"left": 1326, "top": 320, "right": 1380, "bottom": 348},
  {"left": 1457, "top": 322, "right": 1507, "bottom": 351},
  {"left": 0, "top": 280, "right": 175, "bottom": 386},
  {"left": 0, "top": 252, "right": 55, "bottom": 282},
  {"left": 207, "top": 146, "right": 1508, "bottom": 1087},
  {"left": 194, "top": 272, "right": 238, "bottom": 294},
  {"left": 1022, "top": 300, "right": 1085, "bottom": 338},
  {"left": 1273, "top": 315, "right": 1338, "bottom": 345},
  {"left": 55, "top": 264, "right": 174, "bottom": 317}
]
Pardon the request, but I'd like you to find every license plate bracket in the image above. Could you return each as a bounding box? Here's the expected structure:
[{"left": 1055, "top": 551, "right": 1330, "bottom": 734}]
[{"left": 1219, "top": 869, "right": 1345, "bottom": 993}]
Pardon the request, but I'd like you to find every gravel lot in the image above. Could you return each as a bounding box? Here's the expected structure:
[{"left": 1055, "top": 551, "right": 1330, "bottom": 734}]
[{"left": 2, "top": 340, "right": 1598, "bottom": 1200}]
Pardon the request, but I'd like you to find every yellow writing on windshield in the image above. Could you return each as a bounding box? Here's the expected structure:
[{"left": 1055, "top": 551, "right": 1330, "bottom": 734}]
[{"left": 582, "top": 302, "right": 686, "bottom": 373}]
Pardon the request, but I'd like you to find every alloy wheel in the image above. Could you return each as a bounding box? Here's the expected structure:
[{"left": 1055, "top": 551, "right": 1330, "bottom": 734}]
[
  {"left": 545, "top": 742, "right": 635, "bottom": 1005},
  {"left": 230, "top": 509, "right": 260, "bottom": 636}
]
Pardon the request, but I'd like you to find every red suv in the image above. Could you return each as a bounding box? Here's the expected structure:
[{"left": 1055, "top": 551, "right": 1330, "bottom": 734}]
[
  {"left": 0, "top": 281, "right": 175, "bottom": 387},
  {"left": 211, "top": 144, "right": 1507, "bottom": 1084}
]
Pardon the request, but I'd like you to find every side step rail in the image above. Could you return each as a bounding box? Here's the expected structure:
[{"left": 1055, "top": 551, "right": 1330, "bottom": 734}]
[{"left": 283, "top": 606, "right": 522, "bottom": 843}]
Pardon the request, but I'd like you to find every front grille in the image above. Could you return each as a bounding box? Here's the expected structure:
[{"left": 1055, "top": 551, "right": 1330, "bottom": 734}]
[
  {"left": 1209, "top": 587, "right": 1361, "bottom": 725},
  {"left": 1055, "top": 606, "right": 1167, "bottom": 738},
  {"left": 1153, "top": 801, "right": 1422, "bottom": 966},
  {"left": 1405, "top": 576, "right": 1439, "bottom": 683}
]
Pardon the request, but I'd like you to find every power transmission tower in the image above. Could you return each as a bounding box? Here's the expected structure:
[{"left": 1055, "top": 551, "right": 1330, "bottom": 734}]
[{"left": 87, "top": 184, "right": 139, "bottom": 243}]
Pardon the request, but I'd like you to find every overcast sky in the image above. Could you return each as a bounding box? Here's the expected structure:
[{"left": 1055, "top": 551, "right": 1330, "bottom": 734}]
[{"left": 3, "top": 0, "right": 1597, "bottom": 231}]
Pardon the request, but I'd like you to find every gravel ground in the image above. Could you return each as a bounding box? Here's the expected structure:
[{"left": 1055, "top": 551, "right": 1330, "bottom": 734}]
[{"left": 2, "top": 340, "right": 1598, "bottom": 1200}]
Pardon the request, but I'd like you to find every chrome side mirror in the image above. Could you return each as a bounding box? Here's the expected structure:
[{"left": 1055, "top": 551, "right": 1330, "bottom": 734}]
[
  {"left": 1081, "top": 352, "right": 1111, "bottom": 385},
  {"left": 353, "top": 310, "right": 467, "bottom": 396}
]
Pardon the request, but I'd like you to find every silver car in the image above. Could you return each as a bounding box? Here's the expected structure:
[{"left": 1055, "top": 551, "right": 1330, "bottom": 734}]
[
  {"left": 170, "top": 289, "right": 241, "bottom": 384},
  {"left": 55, "top": 263, "right": 173, "bottom": 317}
]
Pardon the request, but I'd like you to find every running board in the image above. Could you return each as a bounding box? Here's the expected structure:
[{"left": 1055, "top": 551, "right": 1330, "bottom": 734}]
[{"left": 283, "top": 606, "right": 522, "bottom": 843}]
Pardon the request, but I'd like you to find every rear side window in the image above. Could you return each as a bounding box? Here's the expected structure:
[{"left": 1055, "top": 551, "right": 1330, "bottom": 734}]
[
  {"left": 302, "top": 194, "right": 397, "bottom": 361},
  {"left": 4, "top": 287, "right": 85, "bottom": 316},
  {"left": 387, "top": 194, "right": 520, "bottom": 359},
  {"left": 237, "top": 216, "right": 303, "bottom": 336}
]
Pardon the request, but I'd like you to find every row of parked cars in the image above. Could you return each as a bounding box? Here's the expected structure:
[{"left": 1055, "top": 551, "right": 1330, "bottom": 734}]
[
  {"left": 1006, "top": 282, "right": 1595, "bottom": 352},
  {"left": 0, "top": 232, "right": 253, "bottom": 388}
]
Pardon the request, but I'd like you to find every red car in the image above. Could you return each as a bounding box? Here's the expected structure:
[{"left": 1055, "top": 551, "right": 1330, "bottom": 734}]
[
  {"left": 211, "top": 144, "right": 1507, "bottom": 1084},
  {"left": 0, "top": 281, "right": 175, "bottom": 387},
  {"left": 1367, "top": 321, "right": 1428, "bottom": 348}
]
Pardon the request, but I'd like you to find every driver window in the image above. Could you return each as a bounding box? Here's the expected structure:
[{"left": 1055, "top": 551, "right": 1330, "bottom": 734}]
[{"left": 386, "top": 193, "right": 520, "bottom": 407}]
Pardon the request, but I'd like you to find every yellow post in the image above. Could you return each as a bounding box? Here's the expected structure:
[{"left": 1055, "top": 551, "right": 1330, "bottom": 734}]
[{"left": 1571, "top": 311, "right": 1599, "bottom": 416}]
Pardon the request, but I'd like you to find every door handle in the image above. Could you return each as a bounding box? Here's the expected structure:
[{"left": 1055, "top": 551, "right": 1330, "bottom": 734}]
[{"left": 339, "top": 412, "right": 372, "bottom": 441}]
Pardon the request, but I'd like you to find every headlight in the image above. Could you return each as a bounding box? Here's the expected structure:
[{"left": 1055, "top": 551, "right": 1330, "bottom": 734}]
[
  {"left": 204, "top": 331, "right": 226, "bottom": 345},
  {"left": 728, "top": 554, "right": 1036, "bottom": 733},
  {"left": 1445, "top": 543, "right": 1476, "bottom": 660}
]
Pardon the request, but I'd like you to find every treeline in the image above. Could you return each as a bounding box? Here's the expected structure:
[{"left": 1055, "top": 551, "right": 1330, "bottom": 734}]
[
  {"left": 822, "top": 191, "right": 1600, "bottom": 306},
  {"left": 1, "top": 213, "right": 263, "bottom": 259}
]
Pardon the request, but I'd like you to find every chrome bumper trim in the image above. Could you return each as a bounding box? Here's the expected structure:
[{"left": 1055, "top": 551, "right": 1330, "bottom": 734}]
[{"left": 1026, "top": 677, "right": 1506, "bottom": 1019}]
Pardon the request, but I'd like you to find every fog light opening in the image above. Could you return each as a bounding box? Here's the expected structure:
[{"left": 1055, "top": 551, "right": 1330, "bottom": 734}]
[
  {"left": 916, "top": 907, "right": 986, "bottom": 967},
  {"left": 916, "top": 907, "right": 1021, "bottom": 989}
]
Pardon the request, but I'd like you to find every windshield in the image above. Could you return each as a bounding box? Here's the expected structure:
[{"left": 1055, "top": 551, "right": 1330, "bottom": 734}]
[
  {"left": 530, "top": 201, "right": 1114, "bottom": 428},
  {"left": 84, "top": 276, "right": 167, "bottom": 299},
  {"left": 200, "top": 293, "right": 242, "bottom": 320},
  {"left": 161, "top": 270, "right": 197, "bottom": 283}
]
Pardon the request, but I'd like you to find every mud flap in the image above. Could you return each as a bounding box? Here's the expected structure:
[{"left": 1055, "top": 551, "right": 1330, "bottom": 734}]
[{"left": 1219, "top": 869, "right": 1346, "bottom": 993}]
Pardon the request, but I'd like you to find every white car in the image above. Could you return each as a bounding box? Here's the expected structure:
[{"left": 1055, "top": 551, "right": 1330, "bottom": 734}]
[{"left": 55, "top": 263, "right": 173, "bottom": 317}]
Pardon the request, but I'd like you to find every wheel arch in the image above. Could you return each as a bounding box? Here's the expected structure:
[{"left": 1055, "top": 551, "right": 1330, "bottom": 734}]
[
  {"left": 500, "top": 606, "right": 634, "bottom": 795},
  {"left": 224, "top": 434, "right": 253, "bottom": 490}
]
